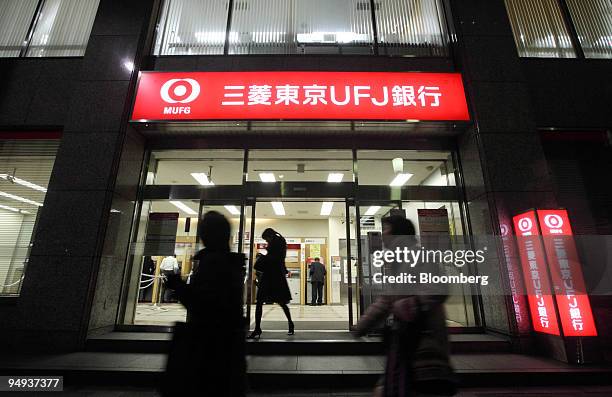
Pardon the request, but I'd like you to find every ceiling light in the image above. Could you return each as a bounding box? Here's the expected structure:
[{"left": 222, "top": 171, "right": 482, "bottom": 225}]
[
  {"left": 191, "top": 173, "right": 215, "bottom": 186},
  {"left": 224, "top": 205, "right": 240, "bottom": 215},
  {"left": 327, "top": 173, "right": 344, "bottom": 183},
  {"left": 0, "top": 191, "right": 43, "bottom": 207},
  {"left": 365, "top": 206, "right": 381, "bottom": 216},
  {"left": 0, "top": 204, "right": 20, "bottom": 213},
  {"left": 320, "top": 202, "right": 334, "bottom": 216},
  {"left": 259, "top": 173, "right": 276, "bottom": 183},
  {"left": 271, "top": 202, "right": 285, "bottom": 216},
  {"left": 389, "top": 173, "right": 414, "bottom": 187},
  {"left": 170, "top": 201, "right": 197, "bottom": 215},
  {"left": 0, "top": 174, "right": 47, "bottom": 192}
]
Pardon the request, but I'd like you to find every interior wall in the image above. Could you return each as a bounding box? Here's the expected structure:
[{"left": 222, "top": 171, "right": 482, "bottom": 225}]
[{"left": 0, "top": 211, "right": 23, "bottom": 288}]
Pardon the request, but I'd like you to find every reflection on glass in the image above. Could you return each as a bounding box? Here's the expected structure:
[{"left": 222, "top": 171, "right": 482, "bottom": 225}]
[{"left": 147, "top": 149, "right": 245, "bottom": 185}]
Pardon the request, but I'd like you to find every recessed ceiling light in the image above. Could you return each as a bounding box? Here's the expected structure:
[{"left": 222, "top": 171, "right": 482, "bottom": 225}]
[
  {"left": 0, "top": 191, "right": 43, "bottom": 207},
  {"left": 170, "top": 200, "right": 198, "bottom": 215},
  {"left": 0, "top": 174, "right": 47, "bottom": 192},
  {"left": 271, "top": 202, "right": 285, "bottom": 216},
  {"left": 389, "top": 173, "right": 414, "bottom": 187},
  {"left": 365, "top": 206, "right": 381, "bottom": 216},
  {"left": 224, "top": 205, "right": 240, "bottom": 215},
  {"left": 259, "top": 173, "right": 276, "bottom": 183},
  {"left": 320, "top": 202, "right": 334, "bottom": 216},
  {"left": 327, "top": 173, "right": 344, "bottom": 183},
  {"left": 191, "top": 173, "right": 215, "bottom": 186}
]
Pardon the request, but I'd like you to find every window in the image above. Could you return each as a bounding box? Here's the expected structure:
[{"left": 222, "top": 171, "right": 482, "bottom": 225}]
[
  {"left": 154, "top": 0, "right": 450, "bottom": 56},
  {"left": 504, "top": 0, "right": 576, "bottom": 58},
  {"left": 375, "top": 0, "right": 449, "bottom": 56},
  {"left": 154, "top": 0, "right": 230, "bottom": 55},
  {"left": 566, "top": 0, "right": 612, "bottom": 59},
  {"left": 0, "top": 0, "right": 39, "bottom": 57},
  {"left": 0, "top": 139, "right": 59, "bottom": 296},
  {"left": 229, "top": 0, "right": 374, "bottom": 55},
  {"left": 0, "top": 0, "right": 100, "bottom": 58}
]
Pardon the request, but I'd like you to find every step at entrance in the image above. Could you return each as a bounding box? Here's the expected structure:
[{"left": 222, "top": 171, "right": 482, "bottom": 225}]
[{"left": 86, "top": 331, "right": 512, "bottom": 355}]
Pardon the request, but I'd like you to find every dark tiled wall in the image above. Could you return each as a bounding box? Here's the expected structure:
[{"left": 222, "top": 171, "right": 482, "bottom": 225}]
[
  {"left": 0, "top": 58, "right": 81, "bottom": 127},
  {"left": 0, "top": 0, "right": 157, "bottom": 351}
]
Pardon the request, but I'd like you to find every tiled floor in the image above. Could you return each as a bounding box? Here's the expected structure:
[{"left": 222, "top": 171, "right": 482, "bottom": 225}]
[{"left": 134, "top": 303, "right": 351, "bottom": 328}]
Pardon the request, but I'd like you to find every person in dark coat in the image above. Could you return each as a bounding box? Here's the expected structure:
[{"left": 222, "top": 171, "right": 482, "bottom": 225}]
[
  {"left": 247, "top": 228, "right": 294, "bottom": 338},
  {"left": 353, "top": 215, "right": 456, "bottom": 397},
  {"left": 162, "top": 211, "right": 246, "bottom": 397},
  {"left": 309, "top": 257, "right": 326, "bottom": 305}
]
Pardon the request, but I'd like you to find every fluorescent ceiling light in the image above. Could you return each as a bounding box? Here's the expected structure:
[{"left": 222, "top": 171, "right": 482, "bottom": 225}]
[
  {"left": 170, "top": 201, "right": 197, "bottom": 215},
  {"left": 365, "top": 206, "right": 381, "bottom": 216},
  {"left": 389, "top": 173, "right": 414, "bottom": 187},
  {"left": 327, "top": 173, "right": 344, "bottom": 183},
  {"left": 191, "top": 173, "right": 215, "bottom": 186},
  {"left": 259, "top": 173, "right": 276, "bottom": 183},
  {"left": 0, "top": 174, "right": 47, "bottom": 192},
  {"left": 0, "top": 203, "right": 21, "bottom": 213},
  {"left": 0, "top": 191, "right": 43, "bottom": 207},
  {"left": 224, "top": 205, "right": 240, "bottom": 215},
  {"left": 320, "top": 202, "right": 334, "bottom": 216},
  {"left": 271, "top": 202, "right": 285, "bottom": 216}
]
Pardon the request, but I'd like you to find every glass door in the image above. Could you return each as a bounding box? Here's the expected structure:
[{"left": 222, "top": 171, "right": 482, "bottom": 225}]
[{"left": 246, "top": 199, "right": 353, "bottom": 332}]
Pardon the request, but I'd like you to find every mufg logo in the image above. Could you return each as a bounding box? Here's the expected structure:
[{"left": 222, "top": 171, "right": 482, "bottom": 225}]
[
  {"left": 543, "top": 214, "right": 564, "bottom": 234},
  {"left": 160, "top": 78, "right": 201, "bottom": 115},
  {"left": 517, "top": 217, "right": 533, "bottom": 235}
]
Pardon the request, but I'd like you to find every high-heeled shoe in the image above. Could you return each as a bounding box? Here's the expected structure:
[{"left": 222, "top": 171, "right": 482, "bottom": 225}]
[
  {"left": 247, "top": 329, "right": 262, "bottom": 339},
  {"left": 287, "top": 322, "right": 295, "bottom": 336}
]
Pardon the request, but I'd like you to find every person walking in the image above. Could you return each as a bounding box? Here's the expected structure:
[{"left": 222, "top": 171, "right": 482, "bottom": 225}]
[
  {"left": 247, "top": 228, "right": 295, "bottom": 338},
  {"left": 159, "top": 254, "right": 179, "bottom": 303},
  {"left": 309, "top": 257, "right": 326, "bottom": 305},
  {"left": 162, "top": 211, "right": 247, "bottom": 396},
  {"left": 353, "top": 215, "right": 456, "bottom": 397}
]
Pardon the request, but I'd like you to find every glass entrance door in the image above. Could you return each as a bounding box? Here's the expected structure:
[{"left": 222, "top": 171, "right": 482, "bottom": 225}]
[{"left": 244, "top": 199, "right": 355, "bottom": 332}]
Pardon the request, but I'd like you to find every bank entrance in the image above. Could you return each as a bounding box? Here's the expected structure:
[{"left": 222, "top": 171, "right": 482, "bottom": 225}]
[{"left": 118, "top": 148, "right": 478, "bottom": 332}]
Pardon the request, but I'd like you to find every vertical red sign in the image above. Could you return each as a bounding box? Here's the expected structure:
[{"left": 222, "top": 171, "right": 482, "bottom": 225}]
[
  {"left": 500, "top": 222, "right": 532, "bottom": 334},
  {"left": 537, "top": 209, "right": 597, "bottom": 337},
  {"left": 512, "top": 210, "right": 560, "bottom": 335}
]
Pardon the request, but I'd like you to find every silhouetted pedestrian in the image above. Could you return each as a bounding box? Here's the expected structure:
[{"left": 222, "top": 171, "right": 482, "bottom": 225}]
[
  {"left": 247, "top": 228, "right": 295, "bottom": 338},
  {"left": 162, "top": 211, "right": 246, "bottom": 396},
  {"left": 354, "top": 215, "right": 456, "bottom": 397}
]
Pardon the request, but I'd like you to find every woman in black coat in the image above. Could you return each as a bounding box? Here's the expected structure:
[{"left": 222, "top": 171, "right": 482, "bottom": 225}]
[
  {"left": 163, "top": 211, "right": 247, "bottom": 396},
  {"left": 247, "top": 228, "right": 294, "bottom": 338}
]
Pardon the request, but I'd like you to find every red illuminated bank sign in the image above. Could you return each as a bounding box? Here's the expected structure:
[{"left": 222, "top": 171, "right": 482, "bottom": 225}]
[
  {"left": 513, "top": 210, "right": 597, "bottom": 337},
  {"left": 131, "top": 71, "right": 470, "bottom": 121}
]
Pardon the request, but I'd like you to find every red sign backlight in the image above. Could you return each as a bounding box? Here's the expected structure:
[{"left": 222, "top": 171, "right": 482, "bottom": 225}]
[
  {"left": 131, "top": 71, "right": 470, "bottom": 122},
  {"left": 537, "top": 209, "right": 597, "bottom": 337},
  {"left": 512, "top": 210, "right": 560, "bottom": 335}
]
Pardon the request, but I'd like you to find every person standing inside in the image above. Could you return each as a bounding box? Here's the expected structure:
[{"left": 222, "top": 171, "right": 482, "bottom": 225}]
[
  {"left": 159, "top": 254, "right": 179, "bottom": 303},
  {"left": 163, "top": 211, "right": 247, "bottom": 396},
  {"left": 309, "top": 257, "right": 326, "bottom": 306},
  {"left": 247, "top": 228, "right": 295, "bottom": 338}
]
